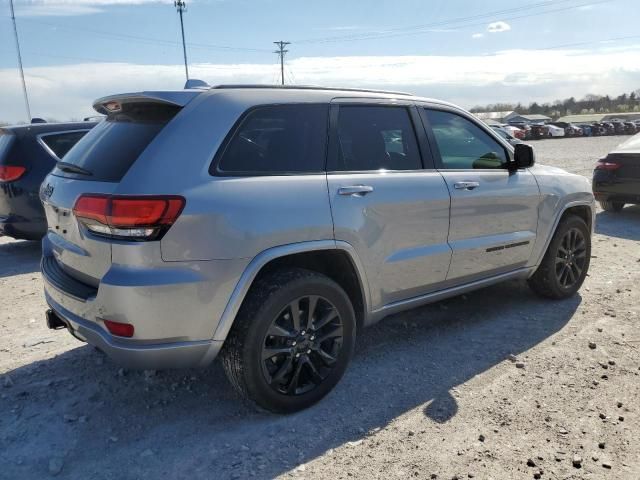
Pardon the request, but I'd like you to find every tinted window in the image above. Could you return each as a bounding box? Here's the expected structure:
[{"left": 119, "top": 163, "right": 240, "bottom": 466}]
[
  {"left": 217, "top": 104, "right": 328, "bottom": 174},
  {"left": 426, "top": 109, "right": 508, "bottom": 169},
  {"left": 332, "top": 106, "right": 421, "bottom": 171},
  {"left": 0, "top": 132, "right": 15, "bottom": 162},
  {"left": 53, "top": 103, "right": 180, "bottom": 182},
  {"left": 41, "top": 131, "right": 88, "bottom": 159}
]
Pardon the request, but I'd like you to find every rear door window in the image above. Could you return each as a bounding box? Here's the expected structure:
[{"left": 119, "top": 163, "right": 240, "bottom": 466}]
[
  {"left": 215, "top": 104, "right": 329, "bottom": 175},
  {"left": 53, "top": 103, "right": 180, "bottom": 182},
  {"left": 330, "top": 105, "right": 422, "bottom": 171},
  {"left": 40, "top": 131, "right": 89, "bottom": 159}
]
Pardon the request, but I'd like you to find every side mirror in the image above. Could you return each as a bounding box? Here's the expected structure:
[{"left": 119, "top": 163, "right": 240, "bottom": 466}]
[{"left": 512, "top": 143, "right": 535, "bottom": 170}]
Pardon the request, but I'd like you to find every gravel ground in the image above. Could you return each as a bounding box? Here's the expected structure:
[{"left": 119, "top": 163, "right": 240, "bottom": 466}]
[{"left": 1, "top": 135, "right": 639, "bottom": 480}]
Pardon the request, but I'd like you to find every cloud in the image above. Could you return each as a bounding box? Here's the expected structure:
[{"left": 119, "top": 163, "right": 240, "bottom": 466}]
[
  {"left": 487, "top": 21, "right": 511, "bottom": 33},
  {"left": 2, "top": 47, "right": 640, "bottom": 122},
  {"left": 14, "top": 0, "right": 173, "bottom": 16},
  {"left": 471, "top": 33, "right": 484, "bottom": 39}
]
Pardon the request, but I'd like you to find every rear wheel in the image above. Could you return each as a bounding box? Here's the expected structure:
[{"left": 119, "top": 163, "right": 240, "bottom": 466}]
[
  {"left": 599, "top": 200, "right": 624, "bottom": 212},
  {"left": 528, "top": 215, "right": 591, "bottom": 299},
  {"left": 221, "top": 268, "right": 356, "bottom": 413}
]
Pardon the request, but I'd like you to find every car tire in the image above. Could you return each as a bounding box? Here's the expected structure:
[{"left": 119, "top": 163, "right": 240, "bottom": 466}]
[
  {"left": 528, "top": 215, "right": 591, "bottom": 299},
  {"left": 221, "top": 268, "right": 356, "bottom": 413},
  {"left": 599, "top": 200, "right": 625, "bottom": 212}
]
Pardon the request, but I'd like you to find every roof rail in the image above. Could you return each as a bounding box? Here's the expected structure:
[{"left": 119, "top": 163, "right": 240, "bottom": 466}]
[{"left": 211, "top": 84, "right": 412, "bottom": 96}]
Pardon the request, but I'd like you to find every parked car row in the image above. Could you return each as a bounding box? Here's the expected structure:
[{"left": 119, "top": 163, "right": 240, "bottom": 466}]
[
  {"left": 492, "top": 119, "right": 640, "bottom": 140},
  {"left": 0, "top": 82, "right": 598, "bottom": 413}
]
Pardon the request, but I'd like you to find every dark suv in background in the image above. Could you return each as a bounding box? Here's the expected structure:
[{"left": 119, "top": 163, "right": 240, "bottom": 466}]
[
  {"left": 593, "top": 132, "right": 640, "bottom": 212},
  {"left": 0, "top": 121, "right": 97, "bottom": 240}
]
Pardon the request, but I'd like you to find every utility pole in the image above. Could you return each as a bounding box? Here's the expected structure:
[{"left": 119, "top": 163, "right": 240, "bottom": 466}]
[
  {"left": 273, "top": 41, "right": 290, "bottom": 85},
  {"left": 9, "top": 0, "right": 31, "bottom": 122},
  {"left": 174, "top": 0, "right": 189, "bottom": 81}
]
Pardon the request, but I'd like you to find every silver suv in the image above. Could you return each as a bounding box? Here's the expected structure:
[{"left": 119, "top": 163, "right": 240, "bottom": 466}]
[{"left": 40, "top": 84, "right": 594, "bottom": 413}]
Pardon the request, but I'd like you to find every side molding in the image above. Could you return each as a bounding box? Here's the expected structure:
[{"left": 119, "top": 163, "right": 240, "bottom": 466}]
[{"left": 212, "top": 240, "right": 371, "bottom": 342}]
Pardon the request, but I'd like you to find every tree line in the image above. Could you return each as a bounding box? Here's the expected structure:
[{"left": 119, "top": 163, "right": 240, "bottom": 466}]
[{"left": 470, "top": 89, "right": 640, "bottom": 119}]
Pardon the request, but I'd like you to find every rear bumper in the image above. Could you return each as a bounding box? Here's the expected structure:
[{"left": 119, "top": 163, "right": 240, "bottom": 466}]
[
  {"left": 593, "top": 175, "right": 640, "bottom": 204},
  {"left": 40, "top": 234, "right": 249, "bottom": 369},
  {"left": 45, "top": 293, "right": 223, "bottom": 369},
  {"left": 0, "top": 214, "right": 46, "bottom": 240},
  {"left": 0, "top": 180, "right": 47, "bottom": 240}
]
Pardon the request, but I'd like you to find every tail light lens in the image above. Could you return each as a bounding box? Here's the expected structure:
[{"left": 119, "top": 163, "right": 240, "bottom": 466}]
[
  {"left": 595, "top": 160, "right": 621, "bottom": 171},
  {"left": 103, "top": 319, "right": 135, "bottom": 338},
  {"left": 73, "top": 194, "right": 185, "bottom": 240},
  {"left": 0, "top": 165, "right": 26, "bottom": 182}
]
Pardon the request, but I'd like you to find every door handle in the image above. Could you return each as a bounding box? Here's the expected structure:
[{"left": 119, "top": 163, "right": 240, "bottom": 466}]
[
  {"left": 453, "top": 181, "right": 480, "bottom": 191},
  {"left": 338, "top": 185, "right": 374, "bottom": 196}
]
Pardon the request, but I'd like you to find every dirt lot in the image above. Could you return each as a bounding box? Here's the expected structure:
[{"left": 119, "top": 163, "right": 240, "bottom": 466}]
[{"left": 1, "top": 135, "right": 639, "bottom": 480}]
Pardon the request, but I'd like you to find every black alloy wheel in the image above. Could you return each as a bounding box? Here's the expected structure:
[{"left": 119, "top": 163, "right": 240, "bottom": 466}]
[
  {"left": 555, "top": 227, "right": 587, "bottom": 289},
  {"left": 528, "top": 214, "right": 591, "bottom": 299},
  {"left": 221, "top": 268, "right": 356, "bottom": 413},
  {"left": 261, "top": 295, "right": 344, "bottom": 395}
]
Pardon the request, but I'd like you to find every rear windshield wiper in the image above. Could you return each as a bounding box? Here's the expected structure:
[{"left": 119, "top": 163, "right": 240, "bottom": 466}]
[{"left": 57, "top": 162, "right": 92, "bottom": 176}]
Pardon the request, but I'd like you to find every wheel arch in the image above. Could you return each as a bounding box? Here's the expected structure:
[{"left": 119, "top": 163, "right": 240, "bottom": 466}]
[
  {"left": 530, "top": 200, "right": 595, "bottom": 275},
  {"left": 212, "top": 240, "right": 370, "bottom": 342}
]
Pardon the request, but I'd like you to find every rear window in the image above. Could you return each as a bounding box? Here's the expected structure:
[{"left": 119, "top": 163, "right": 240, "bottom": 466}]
[
  {"left": 214, "top": 104, "right": 329, "bottom": 175},
  {"left": 53, "top": 103, "right": 180, "bottom": 182},
  {"left": 40, "top": 130, "right": 89, "bottom": 159},
  {"left": 0, "top": 131, "right": 16, "bottom": 163}
]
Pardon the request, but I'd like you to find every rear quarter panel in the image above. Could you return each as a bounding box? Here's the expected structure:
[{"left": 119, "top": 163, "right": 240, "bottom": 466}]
[{"left": 114, "top": 91, "right": 335, "bottom": 261}]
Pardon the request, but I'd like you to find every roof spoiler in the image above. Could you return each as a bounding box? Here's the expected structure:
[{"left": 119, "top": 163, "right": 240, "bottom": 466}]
[{"left": 92, "top": 91, "right": 202, "bottom": 115}]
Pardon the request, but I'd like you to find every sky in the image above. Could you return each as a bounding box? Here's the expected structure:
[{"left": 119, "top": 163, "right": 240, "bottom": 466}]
[{"left": 1, "top": 0, "right": 639, "bottom": 122}]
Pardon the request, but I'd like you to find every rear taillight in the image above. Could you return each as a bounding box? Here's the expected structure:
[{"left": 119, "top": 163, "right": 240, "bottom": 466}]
[
  {"left": 0, "top": 165, "right": 26, "bottom": 182},
  {"left": 73, "top": 194, "right": 185, "bottom": 240},
  {"left": 595, "top": 161, "right": 621, "bottom": 171}
]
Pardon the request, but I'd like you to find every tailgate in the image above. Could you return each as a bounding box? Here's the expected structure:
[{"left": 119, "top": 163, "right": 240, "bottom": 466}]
[{"left": 41, "top": 176, "right": 117, "bottom": 286}]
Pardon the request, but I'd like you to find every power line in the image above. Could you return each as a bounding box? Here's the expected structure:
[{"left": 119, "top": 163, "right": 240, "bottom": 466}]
[
  {"left": 19, "top": 18, "right": 271, "bottom": 53},
  {"left": 174, "top": 0, "right": 189, "bottom": 80},
  {"left": 286, "top": 65, "right": 297, "bottom": 85},
  {"left": 274, "top": 41, "right": 290, "bottom": 85},
  {"left": 8, "top": 0, "right": 31, "bottom": 121},
  {"left": 2, "top": 31, "right": 637, "bottom": 70},
  {"left": 294, "top": 0, "right": 611, "bottom": 44}
]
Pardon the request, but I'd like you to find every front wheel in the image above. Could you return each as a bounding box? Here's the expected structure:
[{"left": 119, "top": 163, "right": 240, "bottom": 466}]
[
  {"left": 221, "top": 268, "right": 356, "bottom": 413},
  {"left": 599, "top": 200, "right": 624, "bottom": 212},
  {"left": 528, "top": 215, "right": 591, "bottom": 299}
]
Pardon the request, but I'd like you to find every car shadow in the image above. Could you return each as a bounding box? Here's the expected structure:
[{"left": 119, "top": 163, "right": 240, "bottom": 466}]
[
  {"left": 0, "top": 238, "right": 41, "bottom": 278},
  {"left": 1, "top": 280, "right": 579, "bottom": 479},
  {"left": 595, "top": 204, "right": 640, "bottom": 241}
]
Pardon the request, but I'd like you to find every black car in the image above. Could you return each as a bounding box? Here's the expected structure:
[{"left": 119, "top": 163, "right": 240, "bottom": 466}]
[
  {"left": 0, "top": 121, "right": 97, "bottom": 240},
  {"left": 593, "top": 132, "right": 640, "bottom": 212},
  {"left": 623, "top": 122, "right": 637, "bottom": 135},
  {"left": 610, "top": 121, "right": 626, "bottom": 135}
]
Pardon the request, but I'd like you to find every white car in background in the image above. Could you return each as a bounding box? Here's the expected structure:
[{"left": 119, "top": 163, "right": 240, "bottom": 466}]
[
  {"left": 546, "top": 124, "right": 565, "bottom": 138},
  {"left": 501, "top": 125, "right": 525, "bottom": 139}
]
